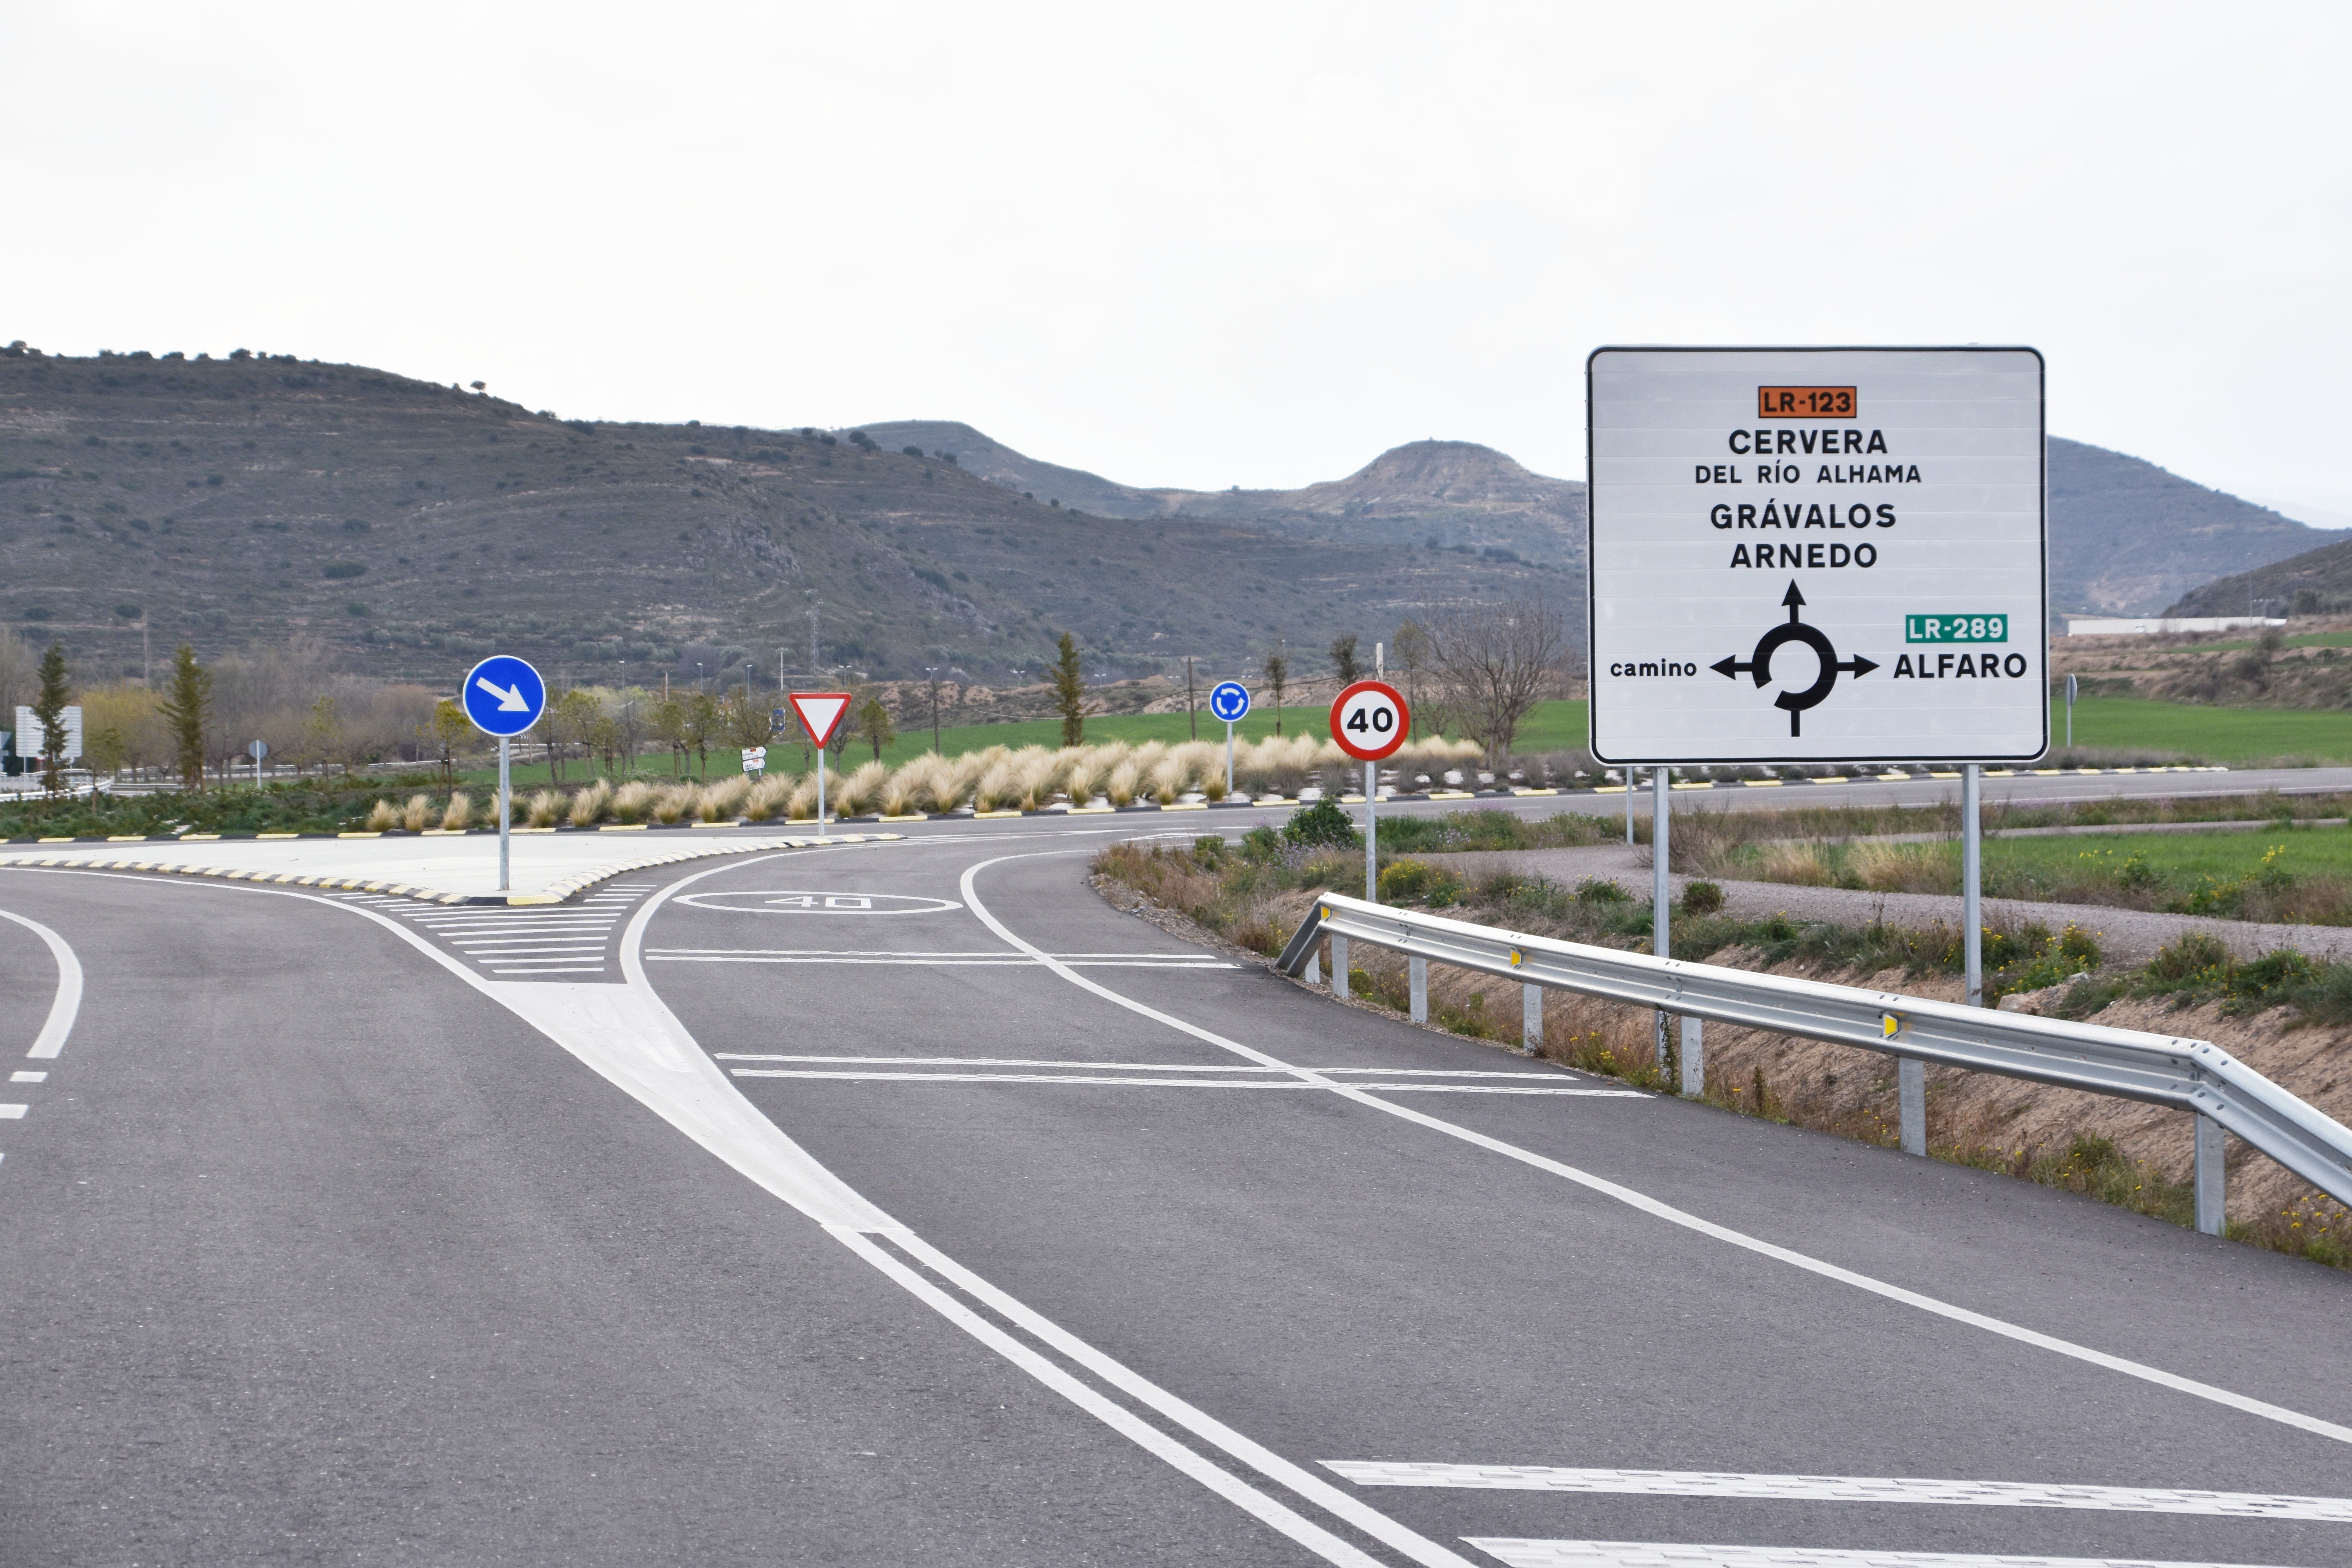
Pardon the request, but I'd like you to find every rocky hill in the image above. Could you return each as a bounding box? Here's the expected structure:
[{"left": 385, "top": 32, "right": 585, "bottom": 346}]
[
  {"left": 2048, "top": 438, "right": 2319, "bottom": 613},
  {"left": 1, "top": 352, "right": 1561, "bottom": 691},
  {"left": 2, "top": 345, "right": 2317, "bottom": 697},
  {"left": 2165, "top": 534, "right": 2352, "bottom": 619}
]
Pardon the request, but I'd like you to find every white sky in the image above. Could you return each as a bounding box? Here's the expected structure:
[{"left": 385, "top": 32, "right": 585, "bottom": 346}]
[{"left": 4, "top": 2, "right": 2347, "bottom": 517}]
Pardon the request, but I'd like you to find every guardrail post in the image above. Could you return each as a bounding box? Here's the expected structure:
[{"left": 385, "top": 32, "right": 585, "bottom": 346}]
[
  {"left": 1331, "top": 935, "right": 1349, "bottom": 1000},
  {"left": 1304, "top": 943, "right": 1320, "bottom": 985},
  {"left": 1523, "top": 983, "right": 1543, "bottom": 1051},
  {"left": 2195, "top": 1113, "right": 2226, "bottom": 1235},
  {"left": 1899, "top": 1058, "right": 1926, "bottom": 1155},
  {"left": 1408, "top": 956, "right": 1428, "bottom": 1022},
  {"left": 1680, "top": 1016, "right": 1703, "bottom": 1097}
]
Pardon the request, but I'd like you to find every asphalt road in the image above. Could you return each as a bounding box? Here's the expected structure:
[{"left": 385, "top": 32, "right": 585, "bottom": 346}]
[{"left": 4, "top": 823, "right": 2350, "bottom": 1566}]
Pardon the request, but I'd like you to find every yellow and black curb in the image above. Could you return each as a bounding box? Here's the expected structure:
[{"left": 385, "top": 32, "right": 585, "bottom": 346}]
[{"left": 0, "top": 834, "right": 903, "bottom": 907}]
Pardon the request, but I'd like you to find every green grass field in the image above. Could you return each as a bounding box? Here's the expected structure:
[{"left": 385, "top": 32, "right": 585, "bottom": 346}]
[
  {"left": 1989, "top": 822, "right": 2352, "bottom": 886},
  {"left": 447, "top": 691, "right": 2352, "bottom": 789},
  {"left": 2058, "top": 696, "right": 2352, "bottom": 764}
]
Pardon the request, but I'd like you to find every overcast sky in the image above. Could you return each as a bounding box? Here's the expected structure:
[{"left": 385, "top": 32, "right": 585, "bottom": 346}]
[{"left": 5, "top": 3, "right": 2346, "bottom": 519}]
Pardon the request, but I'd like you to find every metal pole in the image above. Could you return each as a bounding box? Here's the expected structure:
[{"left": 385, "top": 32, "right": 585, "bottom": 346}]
[
  {"left": 1523, "top": 984, "right": 1543, "bottom": 1053},
  {"left": 817, "top": 745, "right": 828, "bottom": 839},
  {"left": 1654, "top": 765, "right": 1671, "bottom": 1076},
  {"left": 1225, "top": 719, "right": 1235, "bottom": 797},
  {"left": 1964, "top": 764, "right": 1982, "bottom": 1007},
  {"left": 1331, "top": 935, "right": 1349, "bottom": 999},
  {"left": 497, "top": 735, "right": 511, "bottom": 893},
  {"left": 1899, "top": 1060, "right": 1926, "bottom": 1155},
  {"left": 2194, "top": 1112, "right": 2226, "bottom": 1236},
  {"left": 1364, "top": 759, "right": 1377, "bottom": 902},
  {"left": 1624, "top": 769, "right": 1635, "bottom": 844}
]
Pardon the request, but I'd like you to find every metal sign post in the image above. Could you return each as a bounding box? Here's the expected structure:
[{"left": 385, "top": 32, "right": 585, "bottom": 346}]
[
  {"left": 1207, "top": 681, "right": 1250, "bottom": 797},
  {"left": 1586, "top": 347, "right": 2048, "bottom": 1110},
  {"left": 1654, "top": 765, "right": 1671, "bottom": 1076},
  {"left": 459, "top": 655, "right": 548, "bottom": 896},
  {"left": 247, "top": 739, "right": 269, "bottom": 784},
  {"left": 2065, "top": 671, "right": 2077, "bottom": 748},
  {"left": 786, "top": 692, "right": 853, "bottom": 838},
  {"left": 1330, "top": 680, "right": 1409, "bottom": 904}
]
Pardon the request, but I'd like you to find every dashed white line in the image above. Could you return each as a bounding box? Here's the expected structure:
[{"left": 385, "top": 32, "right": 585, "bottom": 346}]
[
  {"left": 11, "top": 1071, "right": 45, "bottom": 1083},
  {"left": 729, "top": 1070, "right": 1635, "bottom": 1094},
  {"left": 0, "top": 1104, "right": 27, "bottom": 1119},
  {"left": 1323, "top": 1464, "right": 2352, "bottom": 1520}
]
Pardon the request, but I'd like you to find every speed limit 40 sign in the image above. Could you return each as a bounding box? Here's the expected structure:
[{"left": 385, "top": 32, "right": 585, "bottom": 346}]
[{"left": 1330, "top": 680, "right": 1410, "bottom": 761}]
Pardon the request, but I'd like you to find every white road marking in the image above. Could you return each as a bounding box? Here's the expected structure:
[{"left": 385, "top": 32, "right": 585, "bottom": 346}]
[
  {"left": 1324, "top": 1463, "right": 2352, "bottom": 1520},
  {"left": 833, "top": 1228, "right": 1392, "bottom": 1568},
  {"left": 715, "top": 1054, "right": 1592, "bottom": 1080},
  {"left": 0, "top": 1104, "right": 26, "bottom": 1118},
  {"left": 1463, "top": 1544, "right": 2289, "bottom": 1568},
  {"left": 12, "top": 1071, "right": 46, "bottom": 1083},
  {"left": 644, "top": 952, "right": 1234, "bottom": 967},
  {"left": 0, "top": 907, "right": 82, "bottom": 1059},
  {"left": 954, "top": 852, "right": 2352, "bottom": 1450},
  {"left": 729, "top": 1069, "right": 1637, "bottom": 1094}
]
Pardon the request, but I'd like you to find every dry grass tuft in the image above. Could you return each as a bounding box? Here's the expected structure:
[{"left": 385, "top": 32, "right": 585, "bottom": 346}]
[
  {"left": 524, "top": 789, "right": 563, "bottom": 828},
  {"left": 568, "top": 779, "right": 612, "bottom": 827},
  {"left": 610, "top": 780, "right": 654, "bottom": 824},
  {"left": 441, "top": 792, "right": 472, "bottom": 831},
  {"left": 401, "top": 794, "right": 434, "bottom": 833},
  {"left": 365, "top": 798, "right": 399, "bottom": 832}
]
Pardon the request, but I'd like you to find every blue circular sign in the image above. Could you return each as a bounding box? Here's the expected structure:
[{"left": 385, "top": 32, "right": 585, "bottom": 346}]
[
  {"left": 460, "top": 654, "right": 548, "bottom": 737},
  {"left": 1208, "top": 681, "right": 1251, "bottom": 723}
]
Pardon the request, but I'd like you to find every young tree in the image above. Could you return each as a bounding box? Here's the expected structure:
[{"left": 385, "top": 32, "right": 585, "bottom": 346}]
[
  {"left": 30, "top": 641, "right": 71, "bottom": 793},
  {"left": 429, "top": 697, "right": 470, "bottom": 788},
  {"left": 720, "top": 691, "right": 773, "bottom": 752},
  {"left": 555, "top": 688, "right": 604, "bottom": 778},
  {"left": 854, "top": 690, "right": 896, "bottom": 760},
  {"left": 156, "top": 644, "right": 212, "bottom": 792},
  {"left": 684, "top": 691, "right": 720, "bottom": 776},
  {"left": 1425, "top": 591, "right": 1569, "bottom": 766},
  {"left": 303, "top": 695, "right": 343, "bottom": 779},
  {"left": 1391, "top": 620, "right": 1442, "bottom": 741},
  {"left": 1053, "top": 632, "right": 1086, "bottom": 747},
  {"left": 1329, "top": 633, "right": 1362, "bottom": 688},
  {"left": 651, "top": 696, "right": 688, "bottom": 775},
  {"left": 1263, "top": 646, "right": 1289, "bottom": 736}
]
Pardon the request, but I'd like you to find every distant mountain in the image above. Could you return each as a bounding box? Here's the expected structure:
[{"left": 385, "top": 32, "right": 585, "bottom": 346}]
[
  {"left": 2165, "top": 533, "right": 2352, "bottom": 618},
  {"left": 2, "top": 346, "right": 2313, "bottom": 698},
  {"left": 0, "top": 357, "right": 1559, "bottom": 690},
  {"left": 2048, "top": 438, "right": 2319, "bottom": 613}
]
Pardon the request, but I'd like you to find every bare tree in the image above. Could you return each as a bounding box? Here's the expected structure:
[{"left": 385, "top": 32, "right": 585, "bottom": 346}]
[{"left": 1423, "top": 592, "right": 1569, "bottom": 766}]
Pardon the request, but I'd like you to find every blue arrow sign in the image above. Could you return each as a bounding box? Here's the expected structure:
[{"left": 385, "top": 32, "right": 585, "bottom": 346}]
[
  {"left": 460, "top": 654, "right": 548, "bottom": 737},
  {"left": 1208, "top": 681, "right": 1251, "bottom": 723}
]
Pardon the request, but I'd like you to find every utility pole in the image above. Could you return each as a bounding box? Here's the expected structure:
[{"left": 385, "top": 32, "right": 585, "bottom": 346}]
[{"left": 808, "top": 602, "right": 820, "bottom": 673}]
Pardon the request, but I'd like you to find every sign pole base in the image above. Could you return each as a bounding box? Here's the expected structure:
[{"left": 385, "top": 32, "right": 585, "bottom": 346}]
[{"left": 1363, "top": 759, "right": 1376, "bottom": 902}]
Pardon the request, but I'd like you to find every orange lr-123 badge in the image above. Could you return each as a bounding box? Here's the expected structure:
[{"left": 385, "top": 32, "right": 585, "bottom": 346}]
[{"left": 1757, "top": 386, "right": 1855, "bottom": 418}]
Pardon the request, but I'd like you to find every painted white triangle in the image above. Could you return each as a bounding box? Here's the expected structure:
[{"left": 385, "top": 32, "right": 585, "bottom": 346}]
[{"left": 788, "top": 691, "right": 853, "bottom": 745}]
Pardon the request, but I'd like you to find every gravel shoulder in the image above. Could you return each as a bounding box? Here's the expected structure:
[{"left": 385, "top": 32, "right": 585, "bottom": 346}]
[{"left": 1421, "top": 844, "right": 2352, "bottom": 967}]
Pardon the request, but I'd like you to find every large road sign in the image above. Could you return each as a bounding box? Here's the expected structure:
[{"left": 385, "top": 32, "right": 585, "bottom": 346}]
[
  {"left": 1587, "top": 347, "right": 2045, "bottom": 764},
  {"left": 788, "top": 691, "right": 853, "bottom": 748},
  {"left": 460, "top": 655, "right": 547, "bottom": 738},
  {"left": 1330, "top": 680, "right": 1410, "bottom": 762},
  {"left": 1207, "top": 681, "right": 1251, "bottom": 723}
]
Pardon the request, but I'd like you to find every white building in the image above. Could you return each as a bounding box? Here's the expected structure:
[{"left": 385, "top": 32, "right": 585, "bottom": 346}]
[{"left": 2063, "top": 615, "right": 2286, "bottom": 637}]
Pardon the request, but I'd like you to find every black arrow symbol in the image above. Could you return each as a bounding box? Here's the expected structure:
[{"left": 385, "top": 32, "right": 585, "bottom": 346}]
[
  {"left": 1715, "top": 581, "right": 1879, "bottom": 736},
  {"left": 1782, "top": 581, "right": 1805, "bottom": 621}
]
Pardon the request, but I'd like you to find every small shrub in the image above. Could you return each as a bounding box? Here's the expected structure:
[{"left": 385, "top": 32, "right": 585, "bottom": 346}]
[
  {"left": 400, "top": 794, "right": 432, "bottom": 833},
  {"left": 610, "top": 780, "right": 653, "bottom": 824},
  {"left": 1286, "top": 798, "right": 1361, "bottom": 849},
  {"left": 1681, "top": 880, "right": 1724, "bottom": 916},
  {"left": 1377, "top": 858, "right": 1464, "bottom": 907},
  {"left": 524, "top": 789, "right": 563, "bottom": 828},
  {"left": 365, "top": 798, "right": 399, "bottom": 831},
  {"left": 441, "top": 792, "right": 472, "bottom": 831},
  {"left": 569, "top": 779, "right": 612, "bottom": 826},
  {"left": 1574, "top": 877, "right": 1629, "bottom": 904},
  {"left": 1240, "top": 825, "right": 1283, "bottom": 862}
]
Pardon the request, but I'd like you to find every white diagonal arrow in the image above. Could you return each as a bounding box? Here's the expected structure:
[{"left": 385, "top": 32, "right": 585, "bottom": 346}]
[{"left": 475, "top": 676, "right": 531, "bottom": 711}]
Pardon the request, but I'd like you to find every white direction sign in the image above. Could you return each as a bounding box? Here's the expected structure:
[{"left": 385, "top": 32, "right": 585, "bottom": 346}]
[{"left": 1587, "top": 347, "right": 2046, "bottom": 764}]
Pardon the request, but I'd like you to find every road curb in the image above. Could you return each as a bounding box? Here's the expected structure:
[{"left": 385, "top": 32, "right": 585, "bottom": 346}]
[{"left": 0, "top": 833, "right": 906, "bottom": 907}]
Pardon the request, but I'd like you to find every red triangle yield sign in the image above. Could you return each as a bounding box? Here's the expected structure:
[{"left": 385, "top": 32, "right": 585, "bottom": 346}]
[{"left": 788, "top": 691, "right": 853, "bottom": 747}]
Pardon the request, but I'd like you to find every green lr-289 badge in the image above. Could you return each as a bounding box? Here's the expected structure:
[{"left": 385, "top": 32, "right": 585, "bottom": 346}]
[{"left": 1905, "top": 613, "right": 2008, "bottom": 643}]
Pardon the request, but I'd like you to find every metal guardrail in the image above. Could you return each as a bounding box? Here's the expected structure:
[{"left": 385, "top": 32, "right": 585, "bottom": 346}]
[{"left": 1279, "top": 893, "right": 2352, "bottom": 1233}]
